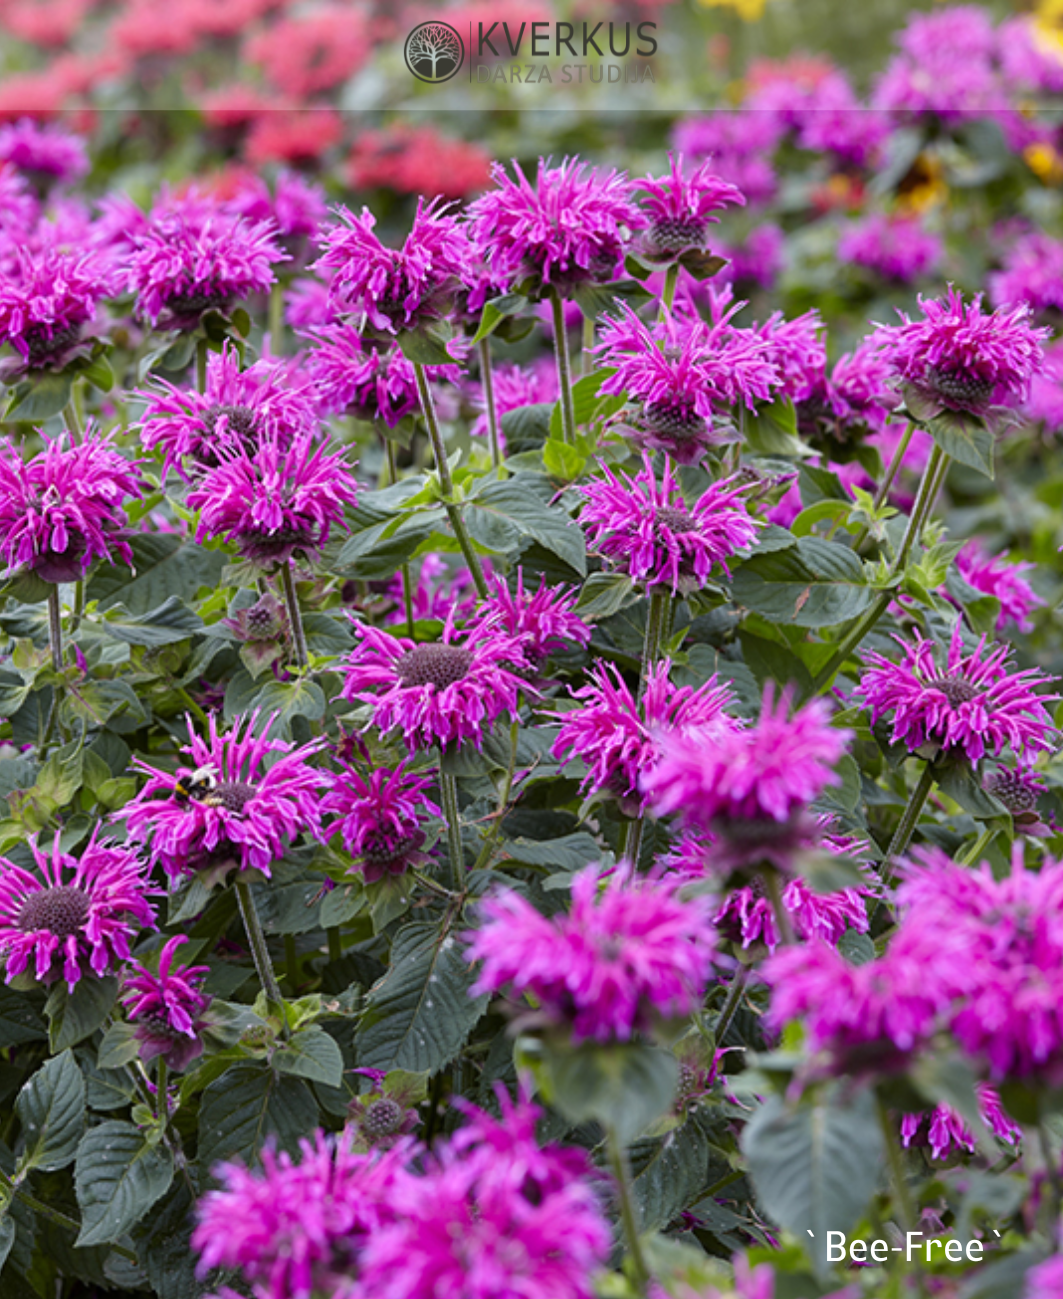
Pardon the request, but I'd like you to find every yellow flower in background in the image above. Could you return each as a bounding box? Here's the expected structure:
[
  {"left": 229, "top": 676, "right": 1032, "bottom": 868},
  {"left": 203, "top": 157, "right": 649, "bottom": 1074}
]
[
  {"left": 895, "top": 152, "right": 948, "bottom": 214},
  {"left": 1033, "top": 0, "right": 1063, "bottom": 65},
  {"left": 697, "top": 0, "right": 769, "bottom": 22},
  {"left": 1025, "top": 141, "right": 1063, "bottom": 185}
]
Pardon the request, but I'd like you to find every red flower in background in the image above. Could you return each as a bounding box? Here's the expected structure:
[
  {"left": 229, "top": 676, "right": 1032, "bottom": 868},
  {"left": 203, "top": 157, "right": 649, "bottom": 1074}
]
[
  {"left": 245, "top": 7, "right": 372, "bottom": 98},
  {"left": 348, "top": 126, "right": 492, "bottom": 201},
  {"left": 245, "top": 109, "right": 344, "bottom": 166}
]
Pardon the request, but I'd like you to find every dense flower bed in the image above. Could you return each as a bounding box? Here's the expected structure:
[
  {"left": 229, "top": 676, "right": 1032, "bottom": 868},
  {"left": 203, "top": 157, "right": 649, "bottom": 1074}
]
[{"left": 2, "top": 4, "right": 1063, "bottom": 1299}]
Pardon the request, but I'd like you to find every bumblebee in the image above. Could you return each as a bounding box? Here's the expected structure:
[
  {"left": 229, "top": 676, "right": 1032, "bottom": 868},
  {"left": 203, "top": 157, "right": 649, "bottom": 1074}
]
[{"left": 173, "top": 764, "right": 219, "bottom": 804}]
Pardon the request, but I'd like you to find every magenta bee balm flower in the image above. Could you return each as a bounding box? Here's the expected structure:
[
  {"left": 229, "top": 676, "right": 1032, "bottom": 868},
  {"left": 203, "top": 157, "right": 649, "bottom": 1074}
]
[
  {"left": 636, "top": 152, "right": 745, "bottom": 259},
  {"left": 0, "top": 119, "right": 89, "bottom": 190},
  {"left": 117, "top": 712, "right": 327, "bottom": 882},
  {"left": 121, "top": 935, "right": 212, "bottom": 1071},
  {"left": 306, "top": 327, "right": 460, "bottom": 426},
  {"left": 323, "top": 762, "right": 441, "bottom": 883},
  {"left": 874, "top": 285, "right": 1048, "bottom": 419},
  {"left": 0, "top": 830, "right": 158, "bottom": 991},
  {"left": 0, "top": 430, "right": 142, "bottom": 582},
  {"left": 467, "top": 157, "right": 644, "bottom": 296},
  {"left": 465, "top": 864, "right": 716, "bottom": 1043},
  {"left": 954, "top": 541, "right": 1045, "bottom": 634},
  {"left": 578, "top": 452, "right": 759, "bottom": 594},
  {"left": 854, "top": 624, "right": 1058, "bottom": 761},
  {"left": 341, "top": 621, "right": 532, "bottom": 753},
  {"left": 314, "top": 197, "right": 469, "bottom": 336},
  {"left": 187, "top": 432, "right": 358, "bottom": 566},
  {"left": 466, "top": 570, "right": 591, "bottom": 672},
  {"left": 0, "top": 247, "right": 114, "bottom": 376}
]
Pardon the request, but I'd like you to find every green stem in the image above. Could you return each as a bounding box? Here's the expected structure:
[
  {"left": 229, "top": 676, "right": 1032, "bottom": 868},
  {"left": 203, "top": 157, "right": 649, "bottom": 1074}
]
[
  {"left": 285, "top": 935, "right": 299, "bottom": 992},
  {"left": 440, "top": 769, "right": 465, "bottom": 893},
  {"left": 479, "top": 338, "right": 503, "bottom": 472},
  {"left": 637, "top": 589, "right": 669, "bottom": 705},
  {"left": 472, "top": 720, "right": 519, "bottom": 871},
  {"left": 196, "top": 338, "right": 208, "bottom": 395},
  {"left": 47, "top": 585, "right": 62, "bottom": 673},
  {"left": 877, "top": 1096, "right": 917, "bottom": 1234},
  {"left": 269, "top": 280, "right": 285, "bottom": 357},
  {"left": 852, "top": 420, "right": 916, "bottom": 552},
  {"left": 581, "top": 312, "right": 596, "bottom": 376},
  {"left": 871, "top": 760, "right": 937, "bottom": 920},
  {"left": 234, "top": 879, "right": 288, "bottom": 1036},
  {"left": 177, "top": 687, "right": 210, "bottom": 727},
  {"left": 70, "top": 579, "right": 84, "bottom": 637},
  {"left": 383, "top": 437, "right": 400, "bottom": 489},
  {"left": 812, "top": 444, "right": 949, "bottom": 694},
  {"left": 659, "top": 262, "right": 680, "bottom": 319},
  {"left": 413, "top": 361, "right": 489, "bottom": 599},
  {"left": 608, "top": 1127, "right": 651, "bottom": 1295},
  {"left": 713, "top": 964, "right": 749, "bottom": 1044},
  {"left": 762, "top": 868, "right": 795, "bottom": 946},
  {"left": 624, "top": 817, "right": 646, "bottom": 869},
  {"left": 280, "top": 561, "right": 310, "bottom": 670},
  {"left": 61, "top": 388, "right": 83, "bottom": 445},
  {"left": 956, "top": 824, "right": 995, "bottom": 868},
  {"left": 155, "top": 1059, "right": 169, "bottom": 1130},
  {"left": 550, "top": 289, "right": 577, "bottom": 445},
  {"left": 0, "top": 1167, "right": 138, "bottom": 1261}
]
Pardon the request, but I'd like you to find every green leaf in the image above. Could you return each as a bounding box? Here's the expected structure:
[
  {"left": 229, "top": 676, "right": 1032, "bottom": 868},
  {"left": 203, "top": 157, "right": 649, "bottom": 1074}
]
[
  {"left": 359, "top": 921, "right": 489, "bottom": 1073},
  {"left": 74, "top": 1120, "right": 174, "bottom": 1247},
  {"left": 467, "top": 476, "right": 585, "bottom": 575},
  {"left": 0, "top": 1218, "right": 14, "bottom": 1272},
  {"left": 273, "top": 1028, "right": 344, "bottom": 1087},
  {"left": 197, "top": 1064, "right": 318, "bottom": 1168},
  {"left": 100, "top": 596, "right": 203, "bottom": 647},
  {"left": 909, "top": 1055, "right": 998, "bottom": 1154},
  {"left": 568, "top": 277, "right": 654, "bottom": 320},
  {"left": 543, "top": 1040, "right": 678, "bottom": 1145},
  {"left": 547, "top": 369, "right": 622, "bottom": 441},
  {"left": 81, "top": 354, "right": 114, "bottom": 393},
  {"left": 0, "top": 983, "right": 46, "bottom": 1046},
  {"left": 472, "top": 293, "right": 528, "bottom": 344},
  {"left": 632, "top": 1118, "right": 713, "bottom": 1231},
  {"left": 928, "top": 411, "right": 994, "bottom": 478},
  {"left": 837, "top": 929, "right": 875, "bottom": 966},
  {"left": 731, "top": 537, "right": 872, "bottom": 628},
  {"left": 958, "top": 1248, "right": 1050, "bottom": 1299},
  {"left": 249, "top": 679, "right": 327, "bottom": 735},
  {"left": 935, "top": 756, "right": 1008, "bottom": 820},
  {"left": 500, "top": 402, "right": 553, "bottom": 454},
  {"left": 741, "top": 1083, "right": 884, "bottom": 1281},
  {"left": 5, "top": 370, "right": 74, "bottom": 422},
  {"left": 86, "top": 534, "right": 228, "bottom": 615},
  {"left": 231, "top": 306, "right": 252, "bottom": 338},
  {"left": 46, "top": 976, "right": 119, "bottom": 1052},
  {"left": 15, "top": 1049, "right": 86, "bottom": 1173},
  {"left": 97, "top": 1020, "right": 140, "bottom": 1071},
  {"left": 744, "top": 401, "right": 814, "bottom": 458},
  {"left": 542, "top": 437, "right": 587, "bottom": 480},
  {"left": 395, "top": 326, "right": 455, "bottom": 366},
  {"left": 575, "top": 571, "right": 639, "bottom": 620}
]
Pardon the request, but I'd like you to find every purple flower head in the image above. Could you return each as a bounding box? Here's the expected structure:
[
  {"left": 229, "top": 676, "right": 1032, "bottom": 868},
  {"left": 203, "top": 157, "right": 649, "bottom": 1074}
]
[
  {"left": 823, "top": 342, "right": 898, "bottom": 437},
  {"left": 138, "top": 342, "right": 320, "bottom": 481},
  {"left": 465, "top": 863, "right": 716, "bottom": 1042},
  {"left": 644, "top": 686, "right": 852, "bottom": 871},
  {"left": 900, "top": 1084, "right": 1019, "bottom": 1161},
  {"left": 873, "top": 286, "right": 1049, "bottom": 419},
  {"left": 714, "top": 223, "right": 785, "bottom": 294},
  {"left": 467, "top": 570, "right": 591, "bottom": 671},
  {"left": 0, "top": 120, "right": 89, "bottom": 190},
  {"left": 1001, "top": 14, "right": 1063, "bottom": 95},
  {"left": 0, "top": 165, "right": 38, "bottom": 246},
  {"left": 983, "top": 763, "right": 1045, "bottom": 828},
  {"left": 755, "top": 308, "right": 827, "bottom": 405},
  {"left": 306, "top": 328, "right": 460, "bottom": 427},
  {"left": 637, "top": 152, "right": 745, "bottom": 259},
  {"left": 715, "top": 874, "right": 870, "bottom": 953},
  {"left": 0, "top": 829, "right": 158, "bottom": 991},
  {"left": 954, "top": 540, "right": 1045, "bottom": 634},
  {"left": 341, "top": 620, "right": 533, "bottom": 753},
  {"left": 1026, "top": 1255, "right": 1063, "bottom": 1299},
  {"left": 315, "top": 197, "right": 469, "bottom": 337},
  {"left": 672, "top": 113, "right": 782, "bottom": 205},
  {"left": 989, "top": 231, "right": 1063, "bottom": 319},
  {"left": 578, "top": 452, "right": 760, "bottom": 594},
  {"left": 469, "top": 358, "right": 558, "bottom": 443},
  {"left": 0, "top": 429, "right": 143, "bottom": 582},
  {"left": 1024, "top": 338, "right": 1063, "bottom": 434},
  {"left": 323, "top": 761, "right": 441, "bottom": 883},
  {"left": 193, "top": 1131, "right": 409, "bottom": 1299},
  {"left": 128, "top": 189, "right": 286, "bottom": 329},
  {"left": 187, "top": 432, "right": 358, "bottom": 566},
  {"left": 467, "top": 157, "right": 644, "bottom": 296},
  {"left": 121, "top": 935, "right": 212, "bottom": 1071},
  {"left": 593, "top": 302, "right": 778, "bottom": 463},
  {"left": 226, "top": 169, "right": 328, "bottom": 245},
  {"left": 116, "top": 712, "right": 327, "bottom": 883},
  {"left": 552, "top": 659, "right": 740, "bottom": 816},
  {"left": 838, "top": 214, "right": 944, "bottom": 285},
  {"left": 0, "top": 247, "right": 115, "bottom": 375},
  {"left": 854, "top": 623, "right": 1058, "bottom": 762},
  {"left": 360, "top": 1094, "right": 610, "bottom": 1299}
]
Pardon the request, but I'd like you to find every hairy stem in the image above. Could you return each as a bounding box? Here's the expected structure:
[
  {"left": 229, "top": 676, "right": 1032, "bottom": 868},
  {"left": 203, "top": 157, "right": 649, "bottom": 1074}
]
[
  {"left": 871, "top": 760, "right": 937, "bottom": 921},
  {"left": 581, "top": 313, "right": 596, "bottom": 376},
  {"left": 61, "top": 389, "right": 83, "bottom": 445},
  {"left": 762, "top": 868, "right": 795, "bottom": 946},
  {"left": 196, "top": 338, "right": 208, "bottom": 395},
  {"left": 235, "top": 879, "right": 288, "bottom": 1036},
  {"left": 479, "top": 338, "right": 504, "bottom": 472},
  {"left": 550, "top": 289, "right": 577, "bottom": 445},
  {"left": 269, "top": 280, "right": 285, "bottom": 357},
  {"left": 852, "top": 420, "right": 916, "bottom": 552},
  {"left": 47, "top": 586, "right": 63, "bottom": 673},
  {"left": 608, "top": 1126, "right": 651, "bottom": 1296},
  {"left": 956, "top": 824, "right": 996, "bottom": 868},
  {"left": 712, "top": 964, "right": 749, "bottom": 1045},
  {"left": 280, "top": 561, "right": 310, "bottom": 670},
  {"left": 440, "top": 769, "right": 465, "bottom": 893}
]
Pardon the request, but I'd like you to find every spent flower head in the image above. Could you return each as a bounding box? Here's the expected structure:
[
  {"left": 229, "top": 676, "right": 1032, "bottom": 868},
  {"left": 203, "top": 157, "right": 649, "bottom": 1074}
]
[
  {"left": 323, "top": 761, "right": 441, "bottom": 883},
  {"left": 121, "top": 935, "right": 212, "bottom": 1071}
]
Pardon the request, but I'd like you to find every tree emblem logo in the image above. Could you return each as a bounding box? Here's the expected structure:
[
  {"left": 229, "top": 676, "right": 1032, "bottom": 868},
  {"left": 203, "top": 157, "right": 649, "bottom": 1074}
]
[{"left": 404, "top": 21, "right": 465, "bottom": 83}]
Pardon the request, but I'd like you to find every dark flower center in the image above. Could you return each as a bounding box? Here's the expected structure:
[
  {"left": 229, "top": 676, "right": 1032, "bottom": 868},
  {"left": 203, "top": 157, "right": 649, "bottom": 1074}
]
[
  {"left": 204, "top": 403, "right": 257, "bottom": 442},
  {"left": 209, "top": 781, "right": 258, "bottom": 814},
  {"left": 361, "top": 829, "right": 423, "bottom": 865},
  {"left": 18, "top": 886, "right": 90, "bottom": 939},
  {"left": 934, "top": 677, "right": 981, "bottom": 707},
  {"left": 650, "top": 216, "right": 708, "bottom": 253},
  {"left": 165, "top": 288, "right": 231, "bottom": 317},
  {"left": 656, "top": 505, "right": 699, "bottom": 535},
  {"left": 138, "top": 1011, "right": 184, "bottom": 1043},
  {"left": 24, "top": 322, "right": 82, "bottom": 366},
  {"left": 984, "top": 769, "right": 1038, "bottom": 814},
  {"left": 363, "top": 1097, "right": 404, "bottom": 1138},
  {"left": 641, "top": 400, "right": 707, "bottom": 438},
  {"left": 926, "top": 366, "right": 994, "bottom": 410},
  {"left": 396, "top": 644, "right": 473, "bottom": 689},
  {"left": 237, "top": 525, "right": 318, "bottom": 563}
]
